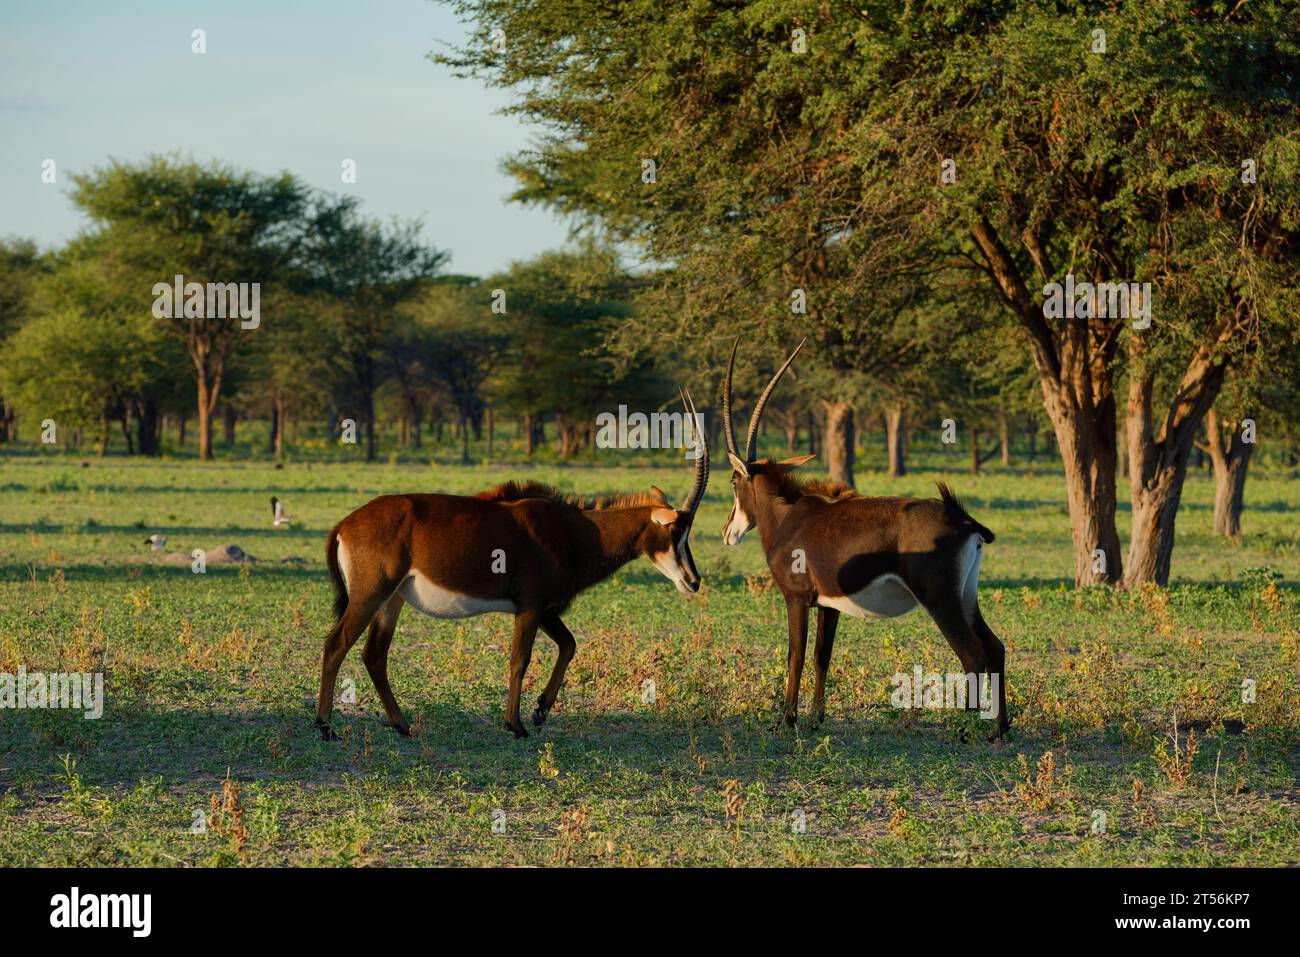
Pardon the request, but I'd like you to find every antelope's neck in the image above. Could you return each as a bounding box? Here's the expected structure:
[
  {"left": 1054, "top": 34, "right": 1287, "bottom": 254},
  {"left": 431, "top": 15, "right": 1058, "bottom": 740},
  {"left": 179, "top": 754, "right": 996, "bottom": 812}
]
[
  {"left": 754, "top": 490, "right": 798, "bottom": 554},
  {"left": 578, "top": 508, "right": 647, "bottom": 589}
]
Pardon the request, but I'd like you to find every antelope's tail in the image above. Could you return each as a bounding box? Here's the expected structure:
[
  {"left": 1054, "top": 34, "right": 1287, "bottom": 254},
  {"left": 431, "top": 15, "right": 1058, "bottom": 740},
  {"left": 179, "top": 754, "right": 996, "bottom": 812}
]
[
  {"left": 935, "top": 482, "right": 996, "bottom": 544},
  {"left": 325, "top": 526, "right": 348, "bottom": 621}
]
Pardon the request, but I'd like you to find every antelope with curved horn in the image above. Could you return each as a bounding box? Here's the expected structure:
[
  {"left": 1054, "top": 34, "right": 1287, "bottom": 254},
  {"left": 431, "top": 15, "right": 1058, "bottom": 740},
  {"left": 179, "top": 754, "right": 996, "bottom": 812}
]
[
  {"left": 721, "top": 341, "right": 1008, "bottom": 737},
  {"left": 316, "top": 391, "right": 709, "bottom": 740}
]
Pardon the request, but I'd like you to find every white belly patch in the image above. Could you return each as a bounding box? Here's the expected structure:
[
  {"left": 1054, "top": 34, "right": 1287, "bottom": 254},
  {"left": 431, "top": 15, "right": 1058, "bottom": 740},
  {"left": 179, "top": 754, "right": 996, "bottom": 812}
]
[
  {"left": 818, "top": 574, "right": 918, "bottom": 620},
  {"left": 399, "top": 571, "right": 515, "bottom": 619}
]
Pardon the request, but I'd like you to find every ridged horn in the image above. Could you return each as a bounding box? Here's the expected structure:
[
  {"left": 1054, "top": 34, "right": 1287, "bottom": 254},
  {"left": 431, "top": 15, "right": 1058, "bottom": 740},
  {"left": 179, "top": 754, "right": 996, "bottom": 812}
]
[
  {"left": 722, "top": 337, "right": 740, "bottom": 459},
  {"left": 743, "top": 338, "right": 806, "bottom": 461},
  {"left": 680, "top": 388, "right": 709, "bottom": 515}
]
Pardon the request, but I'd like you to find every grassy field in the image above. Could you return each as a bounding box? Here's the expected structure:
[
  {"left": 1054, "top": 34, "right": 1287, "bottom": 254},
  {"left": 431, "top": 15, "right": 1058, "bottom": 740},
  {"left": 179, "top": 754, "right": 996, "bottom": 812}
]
[{"left": 1, "top": 447, "right": 1297, "bottom": 866}]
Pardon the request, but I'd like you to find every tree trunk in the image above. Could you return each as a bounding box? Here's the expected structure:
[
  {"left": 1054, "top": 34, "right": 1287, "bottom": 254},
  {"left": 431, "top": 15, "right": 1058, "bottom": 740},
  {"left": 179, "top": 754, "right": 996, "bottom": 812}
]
[
  {"left": 274, "top": 396, "right": 287, "bottom": 458},
  {"left": 821, "top": 400, "right": 855, "bottom": 487},
  {"left": 1124, "top": 350, "right": 1227, "bottom": 587},
  {"left": 136, "top": 398, "right": 160, "bottom": 456},
  {"left": 409, "top": 401, "right": 422, "bottom": 450},
  {"left": 196, "top": 392, "right": 214, "bottom": 460},
  {"left": 194, "top": 366, "right": 222, "bottom": 462},
  {"left": 1204, "top": 409, "right": 1253, "bottom": 539},
  {"left": 460, "top": 415, "right": 470, "bottom": 463},
  {"left": 98, "top": 411, "right": 110, "bottom": 458},
  {"left": 486, "top": 406, "right": 495, "bottom": 459},
  {"left": 120, "top": 410, "right": 135, "bottom": 455},
  {"left": 176, "top": 414, "right": 186, "bottom": 448},
  {"left": 970, "top": 427, "right": 981, "bottom": 474},
  {"left": 998, "top": 409, "right": 1011, "bottom": 466},
  {"left": 884, "top": 403, "right": 906, "bottom": 478},
  {"left": 268, "top": 402, "right": 279, "bottom": 454},
  {"left": 223, "top": 403, "right": 238, "bottom": 447},
  {"left": 1054, "top": 411, "right": 1124, "bottom": 586},
  {"left": 806, "top": 410, "right": 818, "bottom": 455},
  {"left": 364, "top": 392, "right": 377, "bottom": 463},
  {"left": 971, "top": 220, "right": 1123, "bottom": 585}
]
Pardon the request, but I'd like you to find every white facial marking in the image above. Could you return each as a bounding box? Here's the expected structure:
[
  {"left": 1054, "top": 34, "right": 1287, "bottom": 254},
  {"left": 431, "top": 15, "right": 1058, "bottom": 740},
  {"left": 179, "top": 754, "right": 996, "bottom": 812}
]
[
  {"left": 724, "top": 501, "right": 752, "bottom": 545},
  {"left": 818, "top": 574, "right": 919, "bottom": 620},
  {"left": 399, "top": 571, "right": 515, "bottom": 618},
  {"left": 652, "top": 546, "right": 693, "bottom": 594}
]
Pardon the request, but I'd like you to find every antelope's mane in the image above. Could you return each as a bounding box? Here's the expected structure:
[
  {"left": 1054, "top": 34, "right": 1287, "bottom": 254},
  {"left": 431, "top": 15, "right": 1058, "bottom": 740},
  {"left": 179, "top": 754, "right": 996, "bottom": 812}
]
[
  {"left": 762, "top": 465, "right": 858, "bottom": 505},
  {"left": 475, "top": 480, "right": 669, "bottom": 510}
]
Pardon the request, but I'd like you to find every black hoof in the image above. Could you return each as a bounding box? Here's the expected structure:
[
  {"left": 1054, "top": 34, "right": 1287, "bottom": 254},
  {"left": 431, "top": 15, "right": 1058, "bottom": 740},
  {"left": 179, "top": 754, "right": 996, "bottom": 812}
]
[
  {"left": 784, "top": 713, "right": 797, "bottom": 728},
  {"left": 532, "top": 707, "right": 547, "bottom": 727},
  {"left": 390, "top": 722, "right": 412, "bottom": 737},
  {"left": 506, "top": 722, "right": 528, "bottom": 739},
  {"left": 315, "top": 719, "right": 339, "bottom": 742}
]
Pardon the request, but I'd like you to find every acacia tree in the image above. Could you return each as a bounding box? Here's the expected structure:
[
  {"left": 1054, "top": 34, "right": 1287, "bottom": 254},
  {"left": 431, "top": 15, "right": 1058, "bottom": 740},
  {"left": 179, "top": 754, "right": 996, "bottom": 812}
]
[
  {"left": 70, "top": 156, "right": 314, "bottom": 460},
  {"left": 440, "top": 0, "right": 1300, "bottom": 584},
  {"left": 303, "top": 204, "right": 446, "bottom": 461}
]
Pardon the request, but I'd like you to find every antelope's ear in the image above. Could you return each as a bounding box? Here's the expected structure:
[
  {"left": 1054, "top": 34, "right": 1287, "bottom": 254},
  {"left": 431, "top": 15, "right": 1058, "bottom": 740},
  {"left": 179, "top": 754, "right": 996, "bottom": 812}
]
[
  {"left": 648, "top": 484, "right": 669, "bottom": 504},
  {"left": 727, "top": 452, "right": 750, "bottom": 478},
  {"left": 650, "top": 507, "right": 677, "bottom": 526},
  {"left": 778, "top": 453, "right": 817, "bottom": 470}
]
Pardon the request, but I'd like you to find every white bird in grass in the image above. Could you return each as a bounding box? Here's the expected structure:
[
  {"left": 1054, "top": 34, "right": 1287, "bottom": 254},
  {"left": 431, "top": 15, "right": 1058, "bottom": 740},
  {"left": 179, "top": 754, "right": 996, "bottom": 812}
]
[
  {"left": 271, "top": 496, "right": 292, "bottom": 528},
  {"left": 143, "top": 533, "right": 167, "bottom": 551}
]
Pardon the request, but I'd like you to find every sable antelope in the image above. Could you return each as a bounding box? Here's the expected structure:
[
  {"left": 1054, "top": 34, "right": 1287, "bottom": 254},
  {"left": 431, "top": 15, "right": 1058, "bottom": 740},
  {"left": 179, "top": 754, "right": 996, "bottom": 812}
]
[
  {"left": 315, "top": 393, "right": 709, "bottom": 740},
  {"left": 271, "top": 496, "right": 291, "bottom": 527},
  {"left": 721, "top": 341, "right": 1008, "bottom": 737}
]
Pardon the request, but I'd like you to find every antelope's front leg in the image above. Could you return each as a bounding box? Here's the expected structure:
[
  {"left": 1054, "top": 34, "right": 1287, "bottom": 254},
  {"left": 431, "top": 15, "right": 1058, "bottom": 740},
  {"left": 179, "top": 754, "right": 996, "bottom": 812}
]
[
  {"left": 504, "top": 610, "right": 541, "bottom": 738},
  {"left": 782, "top": 599, "right": 809, "bottom": 727}
]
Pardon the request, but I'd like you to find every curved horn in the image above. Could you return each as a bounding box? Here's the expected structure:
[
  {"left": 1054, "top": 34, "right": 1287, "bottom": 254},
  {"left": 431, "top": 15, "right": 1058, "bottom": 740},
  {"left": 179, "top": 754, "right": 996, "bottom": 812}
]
[
  {"left": 744, "top": 338, "right": 806, "bottom": 461},
  {"left": 679, "top": 388, "right": 709, "bottom": 515},
  {"left": 722, "top": 337, "right": 740, "bottom": 459}
]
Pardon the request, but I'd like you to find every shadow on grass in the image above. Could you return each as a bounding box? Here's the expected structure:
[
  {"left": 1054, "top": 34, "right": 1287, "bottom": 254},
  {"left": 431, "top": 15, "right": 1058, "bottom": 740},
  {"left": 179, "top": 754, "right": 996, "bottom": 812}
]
[
  {"left": 0, "top": 522, "right": 323, "bottom": 541},
  {"left": 2, "top": 697, "right": 1066, "bottom": 795},
  {"left": 0, "top": 562, "right": 328, "bottom": 583}
]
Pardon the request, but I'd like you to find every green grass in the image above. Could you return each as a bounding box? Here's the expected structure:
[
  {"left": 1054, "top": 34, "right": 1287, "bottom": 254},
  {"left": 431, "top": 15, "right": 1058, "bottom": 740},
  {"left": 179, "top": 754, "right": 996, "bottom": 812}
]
[{"left": 0, "top": 449, "right": 1297, "bottom": 866}]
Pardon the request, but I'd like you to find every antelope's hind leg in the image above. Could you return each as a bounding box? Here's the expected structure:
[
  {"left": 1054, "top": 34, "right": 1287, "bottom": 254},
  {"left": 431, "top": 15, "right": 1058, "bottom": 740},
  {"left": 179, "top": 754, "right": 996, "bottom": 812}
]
[
  {"left": 362, "top": 591, "right": 410, "bottom": 736},
  {"left": 315, "top": 584, "right": 392, "bottom": 741},
  {"left": 811, "top": 606, "right": 840, "bottom": 724},
  {"left": 971, "top": 608, "right": 1009, "bottom": 739},
  {"left": 921, "top": 594, "right": 1004, "bottom": 741},
  {"left": 533, "top": 613, "right": 577, "bottom": 727}
]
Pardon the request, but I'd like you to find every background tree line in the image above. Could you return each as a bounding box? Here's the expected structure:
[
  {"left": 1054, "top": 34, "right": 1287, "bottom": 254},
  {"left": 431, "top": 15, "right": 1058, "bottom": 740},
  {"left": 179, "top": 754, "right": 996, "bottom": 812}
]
[{"left": 3, "top": 0, "right": 1299, "bottom": 593}]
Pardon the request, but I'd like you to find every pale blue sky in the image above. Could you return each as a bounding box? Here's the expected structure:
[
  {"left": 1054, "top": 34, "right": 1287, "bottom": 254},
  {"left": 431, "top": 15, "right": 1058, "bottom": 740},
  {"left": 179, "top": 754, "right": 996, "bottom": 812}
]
[{"left": 0, "top": 0, "right": 570, "bottom": 277}]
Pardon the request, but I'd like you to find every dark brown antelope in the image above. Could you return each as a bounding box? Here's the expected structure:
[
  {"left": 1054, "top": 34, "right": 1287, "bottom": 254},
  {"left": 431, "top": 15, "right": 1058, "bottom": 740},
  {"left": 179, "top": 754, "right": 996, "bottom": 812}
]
[
  {"left": 721, "top": 341, "right": 1008, "bottom": 737},
  {"left": 315, "top": 393, "right": 709, "bottom": 741}
]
